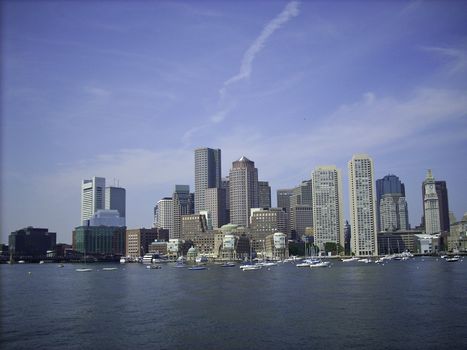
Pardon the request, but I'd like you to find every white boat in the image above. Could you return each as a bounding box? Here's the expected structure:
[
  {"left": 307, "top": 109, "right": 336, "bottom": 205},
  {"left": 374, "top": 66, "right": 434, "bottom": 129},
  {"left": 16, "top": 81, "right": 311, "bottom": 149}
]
[
  {"left": 240, "top": 264, "right": 262, "bottom": 271},
  {"left": 119, "top": 257, "right": 127, "bottom": 264},
  {"left": 39, "top": 260, "right": 45, "bottom": 264},
  {"left": 142, "top": 253, "right": 155, "bottom": 264},
  {"left": 258, "top": 261, "right": 277, "bottom": 267},
  {"left": 358, "top": 258, "right": 372, "bottom": 263},
  {"left": 296, "top": 262, "right": 312, "bottom": 267},
  {"left": 102, "top": 267, "right": 118, "bottom": 271},
  {"left": 221, "top": 262, "right": 236, "bottom": 267},
  {"left": 18, "top": 260, "right": 25, "bottom": 264},
  {"left": 188, "top": 265, "right": 207, "bottom": 270},
  {"left": 309, "top": 261, "right": 330, "bottom": 268},
  {"left": 446, "top": 257, "right": 459, "bottom": 262},
  {"left": 341, "top": 257, "right": 359, "bottom": 262},
  {"left": 76, "top": 268, "right": 93, "bottom": 272},
  {"left": 146, "top": 265, "right": 161, "bottom": 269},
  {"left": 58, "top": 264, "right": 64, "bottom": 268}
]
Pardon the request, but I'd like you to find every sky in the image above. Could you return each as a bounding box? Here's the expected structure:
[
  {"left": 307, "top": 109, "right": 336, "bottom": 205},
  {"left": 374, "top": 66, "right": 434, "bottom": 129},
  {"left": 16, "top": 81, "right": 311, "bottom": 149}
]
[{"left": 1, "top": 0, "right": 467, "bottom": 244}]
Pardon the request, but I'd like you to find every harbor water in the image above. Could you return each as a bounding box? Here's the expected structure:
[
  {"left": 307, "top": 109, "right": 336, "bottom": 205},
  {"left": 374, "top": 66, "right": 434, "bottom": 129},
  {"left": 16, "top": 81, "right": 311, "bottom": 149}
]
[{"left": 1, "top": 257, "right": 466, "bottom": 349}]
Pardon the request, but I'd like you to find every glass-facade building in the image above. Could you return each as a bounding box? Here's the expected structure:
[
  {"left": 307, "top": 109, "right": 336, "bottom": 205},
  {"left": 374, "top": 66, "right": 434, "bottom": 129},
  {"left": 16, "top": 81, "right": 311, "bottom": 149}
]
[{"left": 73, "top": 226, "right": 126, "bottom": 256}]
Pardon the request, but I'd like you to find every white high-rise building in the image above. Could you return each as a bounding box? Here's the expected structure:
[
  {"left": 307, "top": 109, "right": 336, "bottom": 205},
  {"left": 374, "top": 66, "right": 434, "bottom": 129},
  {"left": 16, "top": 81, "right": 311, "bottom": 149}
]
[
  {"left": 312, "top": 166, "right": 344, "bottom": 251},
  {"left": 379, "top": 194, "right": 408, "bottom": 231},
  {"left": 423, "top": 169, "right": 441, "bottom": 235},
  {"left": 155, "top": 197, "right": 174, "bottom": 238},
  {"left": 194, "top": 148, "right": 221, "bottom": 213},
  {"left": 229, "top": 156, "right": 259, "bottom": 227},
  {"left": 348, "top": 154, "right": 378, "bottom": 256},
  {"left": 105, "top": 186, "right": 126, "bottom": 225},
  {"left": 81, "top": 177, "right": 106, "bottom": 225}
]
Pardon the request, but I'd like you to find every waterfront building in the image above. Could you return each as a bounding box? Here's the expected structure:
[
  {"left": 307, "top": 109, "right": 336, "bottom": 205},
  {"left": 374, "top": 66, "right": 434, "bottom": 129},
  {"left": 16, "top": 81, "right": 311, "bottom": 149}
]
[
  {"left": 264, "top": 232, "right": 288, "bottom": 261},
  {"left": 379, "top": 194, "right": 409, "bottom": 231},
  {"left": 229, "top": 156, "right": 259, "bottom": 227},
  {"left": 105, "top": 186, "right": 126, "bottom": 225},
  {"left": 312, "top": 166, "right": 344, "bottom": 251},
  {"left": 206, "top": 187, "right": 228, "bottom": 229},
  {"left": 377, "top": 229, "right": 423, "bottom": 254},
  {"left": 194, "top": 148, "right": 222, "bottom": 213},
  {"left": 155, "top": 197, "right": 174, "bottom": 238},
  {"left": 72, "top": 225, "right": 125, "bottom": 257},
  {"left": 250, "top": 208, "right": 287, "bottom": 239},
  {"left": 126, "top": 228, "right": 169, "bottom": 258},
  {"left": 148, "top": 241, "right": 168, "bottom": 255},
  {"left": 258, "top": 181, "right": 272, "bottom": 208},
  {"left": 423, "top": 170, "right": 441, "bottom": 235},
  {"left": 89, "top": 209, "right": 125, "bottom": 227},
  {"left": 181, "top": 214, "right": 209, "bottom": 241},
  {"left": 213, "top": 224, "right": 250, "bottom": 260},
  {"left": 448, "top": 213, "right": 467, "bottom": 252},
  {"left": 190, "top": 232, "right": 215, "bottom": 256},
  {"left": 415, "top": 233, "right": 440, "bottom": 254},
  {"left": 8, "top": 227, "right": 56, "bottom": 259},
  {"left": 422, "top": 172, "right": 450, "bottom": 233},
  {"left": 172, "top": 185, "right": 194, "bottom": 239},
  {"left": 348, "top": 154, "right": 378, "bottom": 256},
  {"left": 81, "top": 176, "right": 105, "bottom": 225},
  {"left": 376, "top": 175, "right": 406, "bottom": 232}
]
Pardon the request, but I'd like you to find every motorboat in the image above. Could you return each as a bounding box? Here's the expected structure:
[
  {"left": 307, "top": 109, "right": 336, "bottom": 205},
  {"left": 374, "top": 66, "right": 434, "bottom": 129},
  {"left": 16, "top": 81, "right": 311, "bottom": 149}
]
[
  {"left": 119, "top": 257, "right": 127, "bottom": 264},
  {"left": 18, "top": 260, "right": 25, "bottom": 264},
  {"left": 146, "top": 265, "right": 161, "bottom": 269},
  {"left": 446, "top": 257, "right": 459, "bottom": 262},
  {"left": 188, "top": 266, "right": 207, "bottom": 270},
  {"left": 39, "top": 260, "right": 45, "bottom": 264},
  {"left": 309, "top": 261, "right": 331, "bottom": 268},
  {"left": 240, "top": 264, "right": 262, "bottom": 271},
  {"left": 296, "top": 262, "right": 312, "bottom": 267},
  {"left": 341, "top": 257, "right": 359, "bottom": 262},
  {"left": 58, "top": 264, "right": 64, "bottom": 268},
  {"left": 76, "top": 268, "right": 93, "bottom": 272},
  {"left": 358, "top": 258, "right": 372, "bottom": 263},
  {"left": 221, "top": 262, "right": 236, "bottom": 267},
  {"left": 102, "top": 267, "right": 118, "bottom": 271}
]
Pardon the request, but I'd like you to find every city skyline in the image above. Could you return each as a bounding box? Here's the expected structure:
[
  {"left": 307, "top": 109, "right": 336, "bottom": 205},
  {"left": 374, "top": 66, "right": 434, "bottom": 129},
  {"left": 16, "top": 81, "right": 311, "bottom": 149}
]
[{"left": 2, "top": 1, "right": 467, "bottom": 243}]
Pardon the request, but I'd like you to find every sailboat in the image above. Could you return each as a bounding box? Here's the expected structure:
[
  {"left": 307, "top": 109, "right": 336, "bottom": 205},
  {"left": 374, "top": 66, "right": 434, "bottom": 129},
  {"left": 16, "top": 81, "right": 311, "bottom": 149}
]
[
  {"left": 240, "top": 239, "right": 262, "bottom": 271},
  {"left": 76, "top": 239, "right": 93, "bottom": 272}
]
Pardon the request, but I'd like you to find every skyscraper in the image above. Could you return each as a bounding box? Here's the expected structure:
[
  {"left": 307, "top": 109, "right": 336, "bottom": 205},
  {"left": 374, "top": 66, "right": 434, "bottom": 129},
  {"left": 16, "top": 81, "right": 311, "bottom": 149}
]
[
  {"left": 172, "top": 185, "right": 193, "bottom": 239},
  {"left": 258, "top": 181, "right": 272, "bottom": 208},
  {"left": 376, "top": 174, "right": 406, "bottom": 231},
  {"left": 206, "top": 187, "right": 228, "bottom": 229},
  {"left": 194, "top": 148, "right": 221, "bottom": 213},
  {"left": 277, "top": 188, "right": 293, "bottom": 236},
  {"left": 422, "top": 173, "right": 450, "bottom": 232},
  {"left": 229, "top": 156, "right": 259, "bottom": 227},
  {"left": 81, "top": 177, "right": 105, "bottom": 225},
  {"left": 379, "top": 194, "right": 408, "bottom": 231},
  {"left": 155, "top": 197, "right": 174, "bottom": 238},
  {"left": 105, "top": 186, "right": 126, "bottom": 225},
  {"left": 290, "top": 180, "right": 312, "bottom": 239},
  {"left": 312, "top": 166, "right": 344, "bottom": 250},
  {"left": 423, "top": 170, "right": 441, "bottom": 235},
  {"left": 348, "top": 154, "right": 378, "bottom": 256}
]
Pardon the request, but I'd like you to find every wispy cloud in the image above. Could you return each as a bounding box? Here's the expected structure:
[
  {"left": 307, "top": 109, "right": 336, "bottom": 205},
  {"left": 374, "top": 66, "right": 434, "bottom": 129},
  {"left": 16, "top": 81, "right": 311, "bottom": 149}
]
[
  {"left": 421, "top": 45, "right": 467, "bottom": 74},
  {"left": 220, "top": 1, "right": 300, "bottom": 97}
]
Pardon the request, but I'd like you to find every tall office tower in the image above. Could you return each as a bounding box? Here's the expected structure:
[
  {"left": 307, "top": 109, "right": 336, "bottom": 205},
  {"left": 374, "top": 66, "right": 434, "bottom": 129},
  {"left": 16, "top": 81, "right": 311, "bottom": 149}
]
[
  {"left": 290, "top": 180, "right": 313, "bottom": 239},
  {"left": 312, "top": 166, "right": 344, "bottom": 250},
  {"left": 379, "top": 194, "right": 409, "bottom": 231},
  {"left": 422, "top": 174, "right": 450, "bottom": 232},
  {"left": 105, "top": 186, "right": 126, "bottom": 225},
  {"left": 258, "top": 181, "right": 271, "bottom": 208},
  {"left": 221, "top": 177, "right": 230, "bottom": 223},
  {"left": 206, "top": 187, "right": 227, "bottom": 229},
  {"left": 277, "top": 189, "right": 293, "bottom": 236},
  {"left": 81, "top": 177, "right": 106, "bottom": 225},
  {"left": 229, "top": 156, "right": 259, "bottom": 227},
  {"left": 423, "top": 170, "right": 441, "bottom": 235},
  {"left": 155, "top": 197, "right": 174, "bottom": 238},
  {"left": 348, "top": 154, "right": 378, "bottom": 256},
  {"left": 172, "top": 185, "right": 193, "bottom": 239},
  {"left": 194, "top": 148, "right": 221, "bottom": 213},
  {"left": 376, "top": 174, "right": 406, "bottom": 231}
]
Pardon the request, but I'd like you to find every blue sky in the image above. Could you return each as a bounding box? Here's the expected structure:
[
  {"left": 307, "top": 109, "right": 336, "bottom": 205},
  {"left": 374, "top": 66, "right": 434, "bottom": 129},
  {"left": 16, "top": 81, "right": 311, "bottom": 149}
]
[{"left": 2, "top": 0, "right": 467, "bottom": 244}]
